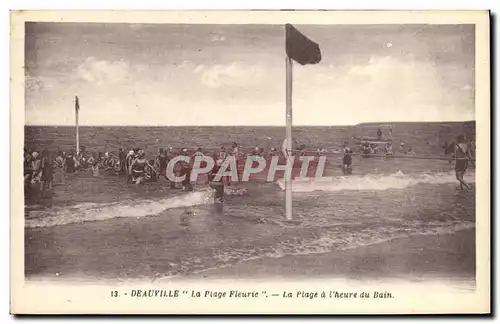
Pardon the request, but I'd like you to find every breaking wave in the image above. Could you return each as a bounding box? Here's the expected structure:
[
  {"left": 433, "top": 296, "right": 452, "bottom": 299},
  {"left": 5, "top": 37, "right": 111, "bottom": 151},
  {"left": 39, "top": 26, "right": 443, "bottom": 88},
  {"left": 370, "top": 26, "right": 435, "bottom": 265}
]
[
  {"left": 275, "top": 170, "right": 475, "bottom": 192},
  {"left": 25, "top": 190, "right": 215, "bottom": 228}
]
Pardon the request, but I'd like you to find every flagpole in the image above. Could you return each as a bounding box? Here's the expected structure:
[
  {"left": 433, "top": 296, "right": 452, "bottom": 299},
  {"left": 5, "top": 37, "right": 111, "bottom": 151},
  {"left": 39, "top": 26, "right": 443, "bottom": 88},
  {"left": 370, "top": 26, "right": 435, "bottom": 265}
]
[
  {"left": 285, "top": 55, "right": 293, "bottom": 221},
  {"left": 75, "top": 96, "right": 80, "bottom": 155}
]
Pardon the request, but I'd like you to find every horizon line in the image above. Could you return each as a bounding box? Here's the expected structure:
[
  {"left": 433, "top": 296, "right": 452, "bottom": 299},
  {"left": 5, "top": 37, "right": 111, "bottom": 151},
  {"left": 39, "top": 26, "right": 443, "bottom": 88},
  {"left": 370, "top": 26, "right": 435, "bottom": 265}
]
[{"left": 24, "top": 120, "right": 476, "bottom": 128}]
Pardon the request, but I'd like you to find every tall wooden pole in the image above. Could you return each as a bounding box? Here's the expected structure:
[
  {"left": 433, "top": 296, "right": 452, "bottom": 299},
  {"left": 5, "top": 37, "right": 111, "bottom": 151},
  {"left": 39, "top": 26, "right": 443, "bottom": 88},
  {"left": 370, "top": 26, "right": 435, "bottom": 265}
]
[
  {"left": 75, "top": 97, "right": 80, "bottom": 154},
  {"left": 285, "top": 56, "right": 293, "bottom": 221}
]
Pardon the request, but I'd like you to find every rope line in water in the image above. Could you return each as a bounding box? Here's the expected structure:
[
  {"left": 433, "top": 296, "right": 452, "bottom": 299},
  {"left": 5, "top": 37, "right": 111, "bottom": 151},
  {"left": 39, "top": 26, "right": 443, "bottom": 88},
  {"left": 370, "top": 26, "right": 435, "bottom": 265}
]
[
  {"left": 94, "top": 144, "right": 475, "bottom": 163},
  {"left": 286, "top": 149, "right": 475, "bottom": 162},
  {"left": 103, "top": 148, "right": 474, "bottom": 162}
]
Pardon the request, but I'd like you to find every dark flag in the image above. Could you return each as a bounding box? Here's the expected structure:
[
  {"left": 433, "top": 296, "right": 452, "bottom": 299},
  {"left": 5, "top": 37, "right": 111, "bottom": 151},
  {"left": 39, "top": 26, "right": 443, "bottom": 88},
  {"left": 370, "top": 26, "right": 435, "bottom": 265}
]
[
  {"left": 75, "top": 96, "right": 80, "bottom": 112},
  {"left": 285, "top": 24, "right": 321, "bottom": 65}
]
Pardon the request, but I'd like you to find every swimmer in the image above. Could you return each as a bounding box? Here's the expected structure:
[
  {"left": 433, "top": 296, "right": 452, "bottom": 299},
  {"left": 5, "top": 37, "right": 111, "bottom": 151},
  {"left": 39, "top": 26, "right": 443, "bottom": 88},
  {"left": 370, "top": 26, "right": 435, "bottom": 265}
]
[
  {"left": 29, "top": 151, "right": 42, "bottom": 184},
  {"left": 118, "top": 148, "right": 126, "bottom": 173},
  {"left": 64, "top": 150, "right": 77, "bottom": 173},
  {"left": 156, "top": 148, "right": 167, "bottom": 180},
  {"left": 454, "top": 135, "right": 473, "bottom": 191},
  {"left": 208, "top": 159, "right": 225, "bottom": 204},
  {"left": 91, "top": 161, "right": 100, "bottom": 177},
  {"left": 369, "top": 143, "right": 379, "bottom": 154},
  {"left": 40, "top": 149, "right": 53, "bottom": 191},
  {"left": 165, "top": 147, "right": 174, "bottom": 162},
  {"left": 147, "top": 159, "right": 158, "bottom": 182},
  {"left": 231, "top": 142, "right": 240, "bottom": 159},
  {"left": 297, "top": 144, "right": 307, "bottom": 156},
  {"left": 180, "top": 149, "right": 193, "bottom": 191},
  {"left": 361, "top": 142, "right": 371, "bottom": 156},
  {"left": 87, "top": 154, "right": 95, "bottom": 165},
  {"left": 192, "top": 147, "right": 204, "bottom": 157},
  {"left": 406, "top": 147, "right": 416, "bottom": 156},
  {"left": 125, "top": 150, "right": 135, "bottom": 183},
  {"left": 130, "top": 150, "right": 147, "bottom": 184},
  {"left": 342, "top": 144, "right": 353, "bottom": 174},
  {"left": 219, "top": 146, "right": 227, "bottom": 161},
  {"left": 317, "top": 147, "right": 327, "bottom": 156},
  {"left": 268, "top": 147, "right": 278, "bottom": 157},
  {"left": 385, "top": 141, "right": 394, "bottom": 157}
]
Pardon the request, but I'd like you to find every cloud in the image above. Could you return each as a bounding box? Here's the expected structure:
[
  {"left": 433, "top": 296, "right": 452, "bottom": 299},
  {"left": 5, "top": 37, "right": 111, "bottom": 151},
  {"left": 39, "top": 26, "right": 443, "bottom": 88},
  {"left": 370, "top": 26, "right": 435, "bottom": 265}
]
[
  {"left": 76, "top": 57, "right": 131, "bottom": 86},
  {"left": 193, "top": 65, "right": 204, "bottom": 73},
  {"left": 177, "top": 60, "right": 191, "bottom": 68},
  {"left": 129, "top": 24, "right": 143, "bottom": 30},
  {"left": 199, "top": 63, "right": 268, "bottom": 89},
  {"left": 25, "top": 74, "right": 45, "bottom": 92},
  {"left": 211, "top": 34, "right": 226, "bottom": 42},
  {"left": 292, "top": 55, "right": 474, "bottom": 124}
]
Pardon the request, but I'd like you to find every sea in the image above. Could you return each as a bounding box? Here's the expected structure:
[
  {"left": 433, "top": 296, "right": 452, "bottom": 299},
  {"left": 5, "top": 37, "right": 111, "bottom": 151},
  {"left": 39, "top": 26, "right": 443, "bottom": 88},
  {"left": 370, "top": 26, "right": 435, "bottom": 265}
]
[{"left": 23, "top": 122, "right": 476, "bottom": 281}]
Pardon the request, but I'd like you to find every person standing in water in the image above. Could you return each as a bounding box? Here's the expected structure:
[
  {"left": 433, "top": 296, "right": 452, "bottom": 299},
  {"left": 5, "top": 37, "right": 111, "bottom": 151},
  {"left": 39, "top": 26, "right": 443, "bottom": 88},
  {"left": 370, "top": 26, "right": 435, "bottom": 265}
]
[
  {"left": 125, "top": 150, "right": 135, "bottom": 183},
  {"left": 231, "top": 142, "right": 239, "bottom": 159},
  {"left": 30, "top": 151, "right": 42, "bottom": 183},
  {"left": 454, "top": 135, "right": 473, "bottom": 191},
  {"left": 91, "top": 161, "right": 100, "bottom": 177},
  {"left": 192, "top": 147, "right": 204, "bottom": 158},
  {"left": 64, "top": 150, "right": 77, "bottom": 173},
  {"left": 147, "top": 159, "right": 158, "bottom": 182},
  {"left": 130, "top": 150, "right": 147, "bottom": 184},
  {"left": 118, "top": 148, "right": 126, "bottom": 174},
  {"left": 180, "top": 148, "right": 193, "bottom": 191},
  {"left": 342, "top": 141, "right": 353, "bottom": 174},
  {"left": 209, "top": 159, "right": 225, "bottom": 205},
  {"left": 443, "top": 140, "right": 455, "bottom": 164},
  {"left": 155, "top": 148, "right": 167, "bottom": 180},
  {"left": 406, "top": 146, "right": 416, "bottom": 156},
  {"left": 385, "top": 141, "right": 394, "bottom": 157},
  {"left": 469, "top": 139, "right": 476, "bottom": 167},
  {"left": 40, "top": 149, "right": 53, "bottom": 191},
  {"left": 219, "top": 146, "right": 227, "bottom": 162},
  {"left": 316, "top": 146, "right": 327, "bottom": 156}
]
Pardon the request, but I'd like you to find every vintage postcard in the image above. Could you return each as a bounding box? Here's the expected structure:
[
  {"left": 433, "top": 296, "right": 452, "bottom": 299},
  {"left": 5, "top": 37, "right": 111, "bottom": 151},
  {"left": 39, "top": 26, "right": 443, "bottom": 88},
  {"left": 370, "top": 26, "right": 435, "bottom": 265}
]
[{"left": 11, "top": 10, "right": 490, "bottom": 314}]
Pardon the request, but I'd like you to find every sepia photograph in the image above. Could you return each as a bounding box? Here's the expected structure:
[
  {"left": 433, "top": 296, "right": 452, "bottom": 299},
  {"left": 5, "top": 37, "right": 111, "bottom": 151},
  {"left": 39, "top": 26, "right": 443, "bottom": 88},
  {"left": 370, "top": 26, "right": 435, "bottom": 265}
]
[{"left": 11, "top": 10, "right": 490, "bottom": 314}]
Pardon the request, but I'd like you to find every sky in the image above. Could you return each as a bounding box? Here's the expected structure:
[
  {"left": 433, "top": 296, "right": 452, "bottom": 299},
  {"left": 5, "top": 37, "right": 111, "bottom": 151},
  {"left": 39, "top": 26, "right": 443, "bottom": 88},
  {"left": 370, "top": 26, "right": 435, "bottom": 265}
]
[{"left": 25, "top": 23, "right": 475, "bottom": 126}]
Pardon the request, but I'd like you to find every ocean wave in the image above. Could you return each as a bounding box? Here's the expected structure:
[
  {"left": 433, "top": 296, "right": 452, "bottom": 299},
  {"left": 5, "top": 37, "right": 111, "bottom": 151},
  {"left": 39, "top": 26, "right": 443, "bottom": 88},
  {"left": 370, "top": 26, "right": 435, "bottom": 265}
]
[
  {"left": 275, "top": 170, "right": 475, "bottom": 192},
  {"left": 25, "top": 190, "right": 215, "bottom": 228},
  {"left": 168, "top": 220, "right": 475, "bottom": 277},
  {"left": 263, "top": 221, "right": 475, "bottom": 259}
]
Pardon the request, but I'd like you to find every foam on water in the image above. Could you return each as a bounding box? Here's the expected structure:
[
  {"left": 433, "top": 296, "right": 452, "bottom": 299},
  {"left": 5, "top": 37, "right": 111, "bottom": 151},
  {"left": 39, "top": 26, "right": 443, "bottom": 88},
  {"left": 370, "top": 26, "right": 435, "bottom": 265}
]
[
  {"left": 26, "top": 170, "right": 475, "bottom": 228},
  {"left": 25, "top": 190, "right": 214, "bottom": 228},
  {"left": 166, "top": 219, "right": 475, "bottom": 277},
  {"left": 275, "top": 170, "right": 475, "bottom": 192},
  {"left": 263, "top": 221, "right": 475, "bottom": 259}
]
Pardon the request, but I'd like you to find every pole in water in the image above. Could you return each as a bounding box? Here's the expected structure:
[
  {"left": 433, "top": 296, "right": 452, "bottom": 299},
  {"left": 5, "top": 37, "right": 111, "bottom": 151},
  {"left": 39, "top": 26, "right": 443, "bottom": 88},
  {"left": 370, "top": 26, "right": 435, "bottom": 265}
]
[
  {"left": 285, "top": 56, "right": 293, "bottom": 221},
  {"left": 116, "top": 178, "right": 120, "bottom": 203},
  {"left": 75, "top": 96, "right": 80, "bottom": 155}
]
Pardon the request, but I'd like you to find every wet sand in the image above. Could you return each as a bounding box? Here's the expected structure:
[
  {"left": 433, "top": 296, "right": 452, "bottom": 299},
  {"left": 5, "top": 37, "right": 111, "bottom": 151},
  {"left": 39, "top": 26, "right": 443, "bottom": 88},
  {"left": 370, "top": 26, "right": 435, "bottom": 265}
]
[{"left": 182, "top": 229, "right": 475, "bottom": 283}]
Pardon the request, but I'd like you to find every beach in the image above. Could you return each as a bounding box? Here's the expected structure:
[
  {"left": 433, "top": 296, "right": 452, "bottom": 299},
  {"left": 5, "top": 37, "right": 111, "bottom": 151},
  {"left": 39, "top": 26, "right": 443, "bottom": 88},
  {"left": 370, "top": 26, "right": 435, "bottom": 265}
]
[
  {"left": 15, "top": 18, "right": 489, "bottom": 316},
  {"left": 24, "top": 122, "right": 476, "bottom": 284}
]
